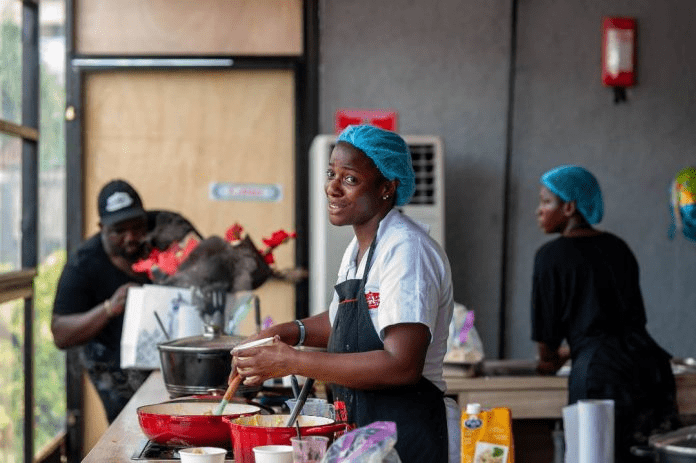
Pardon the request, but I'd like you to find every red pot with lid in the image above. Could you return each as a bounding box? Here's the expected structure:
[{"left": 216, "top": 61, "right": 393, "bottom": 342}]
[{"left": 224, "top": 414, "right": 347, "bottom": 463}]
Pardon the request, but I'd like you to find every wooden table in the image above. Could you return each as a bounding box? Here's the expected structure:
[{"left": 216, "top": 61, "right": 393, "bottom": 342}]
[
  {"left": 82, "top": 371, "right": 173, "bottom": 463},
  {"left": 444, "top": 366, "right": 696, "bottom": 419},
  {"left": 83, "top": 368, "right": 696, "bottom": 462},
  {"left": 443, "top": 364, "right": 696, "bottom": 463}
]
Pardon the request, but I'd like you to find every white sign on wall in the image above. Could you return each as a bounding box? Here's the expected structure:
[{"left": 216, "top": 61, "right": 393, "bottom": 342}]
[{"left": 209, "top": 182, "right": 283, "bottom": 202}]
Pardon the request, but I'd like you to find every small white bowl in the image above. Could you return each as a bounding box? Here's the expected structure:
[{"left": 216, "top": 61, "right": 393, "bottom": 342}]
[
  {"left": 179, "top": 447, "right": 226, "bottom": 463},
  {"left": 252, "top": 445, "right": 293, "bottom": 463}
]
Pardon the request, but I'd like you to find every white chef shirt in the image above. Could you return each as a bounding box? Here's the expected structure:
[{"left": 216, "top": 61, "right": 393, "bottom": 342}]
[{"left": 328, "top": 208, "right": 454, "bottom": 392}]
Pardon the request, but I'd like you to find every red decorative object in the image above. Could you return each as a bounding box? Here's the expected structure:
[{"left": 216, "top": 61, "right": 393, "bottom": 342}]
[
  {"left": 225, "top": 223, "right": 244, "bottom": 242},
  {"left": 260, "top": 229, "right": 297, "bottom": 264},
  {"left": 335, "top": 109, "right": 398, "bottom": 133},
  {"left": 132, "top": 224, "right": 297, "bottom": 279},
  {"left": 132, "top": 233, "right": 201, "bottom": 280}
]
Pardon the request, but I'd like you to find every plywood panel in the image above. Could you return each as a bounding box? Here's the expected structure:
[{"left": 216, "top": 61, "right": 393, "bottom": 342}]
[
  {"left": 75, "top": 0, "right": 303, "bottom": 56},
  {"left": 83, "top": 69, "right": 296, "bottom": 329}
]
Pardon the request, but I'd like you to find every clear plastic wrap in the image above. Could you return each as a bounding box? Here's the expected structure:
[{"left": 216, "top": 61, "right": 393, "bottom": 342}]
[
  {"left": 444, "top": 303, "right": 484, "bottom": 364},
  {"left": 322, "top": 421, "right": 401, "bottom": 463}
]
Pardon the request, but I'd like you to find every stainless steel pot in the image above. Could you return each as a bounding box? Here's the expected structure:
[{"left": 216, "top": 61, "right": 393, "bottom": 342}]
[
  {"left": 632, "top": 425, "right": 696, "bottom": 463},
  {"left": 158, "top": 329, "right": 260, "bottom": 398}
]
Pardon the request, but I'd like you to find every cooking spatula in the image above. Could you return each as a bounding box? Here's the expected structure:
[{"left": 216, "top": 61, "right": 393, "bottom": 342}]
[{"left": 214, "top": 372, "right": 243, "bottom": 416}]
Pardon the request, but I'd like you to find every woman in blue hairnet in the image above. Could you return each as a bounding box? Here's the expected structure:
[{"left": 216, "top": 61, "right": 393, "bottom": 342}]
[
  {"left": 233, "top": 125, "right": 454, "bottom": 463},
  {"left": 532, "top": 165, "right": 680, "bottom": 463}
]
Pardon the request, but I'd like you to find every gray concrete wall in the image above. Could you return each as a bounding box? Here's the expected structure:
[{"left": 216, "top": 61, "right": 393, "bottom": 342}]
[{"left": 318, "top": 0, "right": 696, "bottom": 359}]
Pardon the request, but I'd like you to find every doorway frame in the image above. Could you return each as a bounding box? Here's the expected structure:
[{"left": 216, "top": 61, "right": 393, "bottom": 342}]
[{"left": 63, "top": 1, "right": 319, "bottom": 460}]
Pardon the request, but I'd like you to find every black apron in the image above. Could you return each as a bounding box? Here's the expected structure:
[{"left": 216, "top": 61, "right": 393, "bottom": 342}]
[
  {"left": 569, "top": 331, "right": 680, "bottom": 463},
  {"left": 327, "top": 240, "right": 448, "bottom": 463}
]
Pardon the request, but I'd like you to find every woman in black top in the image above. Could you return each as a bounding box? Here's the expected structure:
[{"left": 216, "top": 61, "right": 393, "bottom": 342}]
[{"left": 532, "top": 165, "right": 680, "bottom": 463}]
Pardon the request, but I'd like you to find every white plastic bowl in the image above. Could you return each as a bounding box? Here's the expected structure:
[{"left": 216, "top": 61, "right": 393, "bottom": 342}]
[
  {"left": 179, "top": 446, "right": 226, "bottom": 463},
  {"left": 252, "top": 445, "right": 293, "bottom": 463}
]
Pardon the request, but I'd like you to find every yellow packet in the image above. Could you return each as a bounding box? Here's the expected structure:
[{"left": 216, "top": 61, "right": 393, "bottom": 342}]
[{"left": 461, "top": 403, "right": 514, "bottom": 463}]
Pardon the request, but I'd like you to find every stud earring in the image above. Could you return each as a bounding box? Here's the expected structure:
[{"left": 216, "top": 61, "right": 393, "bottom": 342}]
[{"left": 383, "top": 195, "right": 390, "bottom": 200}]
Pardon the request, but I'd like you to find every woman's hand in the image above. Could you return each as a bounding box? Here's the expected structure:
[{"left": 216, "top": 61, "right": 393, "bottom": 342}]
[
  {"left": 232, "top": 337, "right": 297, "bottom": 386},
  {"left": 229, "top": 319, "right": 431, "bottom": 391}
]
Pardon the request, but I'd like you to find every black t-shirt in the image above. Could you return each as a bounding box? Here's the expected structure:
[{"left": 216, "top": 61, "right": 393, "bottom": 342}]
[
  {"left": 531, "top": 232, "right": 648, "bottom": 353},
  {"left": 531, "top": 232, "right": 681, "bottom": 460},
  {"left": 53, "top": 233, "right": 153, "bottom": 422},
  {"left": 53, "top": 233, "right": 150, "bottom": 358}
]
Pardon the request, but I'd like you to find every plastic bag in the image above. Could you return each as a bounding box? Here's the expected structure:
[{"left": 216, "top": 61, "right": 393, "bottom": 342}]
[
  {"left": 322, "top": 421, "right": 401, "bottom": 463},
  {"left": 444, "top": 303, "right": 484, "bottom": 364}
]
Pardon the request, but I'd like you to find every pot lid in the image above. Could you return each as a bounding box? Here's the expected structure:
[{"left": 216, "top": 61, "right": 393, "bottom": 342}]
[
  {"left": 158, "top": 333, "right": 246, "bottom": 351},
  {"left": 649, "top": 425, "right": 696, "bottom": 455}
]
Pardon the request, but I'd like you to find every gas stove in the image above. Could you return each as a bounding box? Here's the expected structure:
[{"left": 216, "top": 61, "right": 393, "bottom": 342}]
[{"left": 131, "top": 439, "right": 234, "bottom": 461}]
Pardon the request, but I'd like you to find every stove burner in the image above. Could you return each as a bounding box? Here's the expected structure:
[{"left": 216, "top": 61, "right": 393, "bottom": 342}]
[{"left": 131, "top": 439, "right": 234, "bottom": 461}]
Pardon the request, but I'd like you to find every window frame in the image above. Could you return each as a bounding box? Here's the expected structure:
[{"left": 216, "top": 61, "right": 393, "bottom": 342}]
[{"left": 0, "top": 0, "right": 40, "bottom": 462}]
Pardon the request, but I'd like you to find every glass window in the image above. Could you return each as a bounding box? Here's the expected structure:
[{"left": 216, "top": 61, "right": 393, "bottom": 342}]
[
  {"left": 0, "top": 133, "right": 21, "bottom": 272},
  {"left": 0, "top": 298, "right": 24, "bottom": 463},
  {"left": 0, "top": 0, "right": 22, "bottom": 125}
]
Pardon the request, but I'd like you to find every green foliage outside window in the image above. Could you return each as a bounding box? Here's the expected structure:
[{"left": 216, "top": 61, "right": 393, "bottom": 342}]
[
  {"left": 0, "top": 7, "right": 68, "bottom": 461},
  {"left": 33, "top": 251, "right": 67, "bottom": 451},
  {"left": 0, "top": 252, "right": 66, "bottom": 461},
  {"left": 0, "top": 10, "right": 21, "bottom": 124}
]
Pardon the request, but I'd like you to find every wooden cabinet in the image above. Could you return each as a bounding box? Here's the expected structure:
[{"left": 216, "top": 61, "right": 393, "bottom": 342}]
[{"left": 74, "top": 0, "right": 303, "bottom": 56}]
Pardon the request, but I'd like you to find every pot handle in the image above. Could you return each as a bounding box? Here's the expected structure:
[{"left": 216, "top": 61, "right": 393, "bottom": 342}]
[
  {"left": 303, "top": 423, "right": 351, "bottom": 437},
  {"left": 630, "top": 445, "right": 656, "bottom": 458}
]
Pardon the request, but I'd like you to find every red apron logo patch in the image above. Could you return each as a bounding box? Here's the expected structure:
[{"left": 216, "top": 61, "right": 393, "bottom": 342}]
[{"left": 365, "top": 292, "right": 380, "bottom": 309}]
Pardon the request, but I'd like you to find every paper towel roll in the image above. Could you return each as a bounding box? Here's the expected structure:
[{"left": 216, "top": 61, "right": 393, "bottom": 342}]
[
  {"left": 563, "top": 399, "right": 614, "bottom": 463},
  {"left": 578, "top": 400, "right": 614, "bottom": 463}
]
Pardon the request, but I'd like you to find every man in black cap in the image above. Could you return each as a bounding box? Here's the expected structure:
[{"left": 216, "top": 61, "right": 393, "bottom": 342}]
[{"left": 51, "top": 179, "right": 152, "bottom": 423}]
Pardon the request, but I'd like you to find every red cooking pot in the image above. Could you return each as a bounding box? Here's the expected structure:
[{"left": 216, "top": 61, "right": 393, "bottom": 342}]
[
  {"left": 224, "top": 414, "right": 348, "bottom": 463},
  {"left": 137, "top": 397, "right": 261, "bottom": 447}
]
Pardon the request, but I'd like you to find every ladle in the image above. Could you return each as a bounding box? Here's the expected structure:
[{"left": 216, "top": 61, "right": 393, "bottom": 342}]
[
  {"left": 285, "top": 378, "right": 315, "bottom": 427},
  {"left": 290, "top": 375, "right": 300, "bottom": 398}
]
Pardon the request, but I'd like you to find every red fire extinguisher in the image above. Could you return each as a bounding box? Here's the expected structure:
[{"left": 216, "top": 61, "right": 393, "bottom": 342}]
[{"left": 601, "top": 17, "right": 636, "bottom": 102}]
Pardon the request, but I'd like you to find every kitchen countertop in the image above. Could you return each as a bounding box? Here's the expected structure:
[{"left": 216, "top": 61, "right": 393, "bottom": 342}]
[
  {"left": 82, "top": 371, "right": 170, "bottom": 463},
  {"left": 443, "top": 359, "right": 696, "bottom": 419},
  {"left": 83, "top": 366, "right": 696, "bottom": 462}
]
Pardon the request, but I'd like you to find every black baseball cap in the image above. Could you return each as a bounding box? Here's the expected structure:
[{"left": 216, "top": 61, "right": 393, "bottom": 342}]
[{"left": 98, "top": 179, "right": 147, "bottom": 226}]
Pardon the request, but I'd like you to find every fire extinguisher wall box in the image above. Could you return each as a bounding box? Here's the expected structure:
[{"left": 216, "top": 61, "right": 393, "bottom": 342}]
[{"left": 601, "top": 17, "right": 636, "bottom": 87}]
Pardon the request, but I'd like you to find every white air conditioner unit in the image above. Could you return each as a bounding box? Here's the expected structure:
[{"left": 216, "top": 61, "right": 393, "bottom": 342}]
[{"left": 309, "top": 134, "right": 445, "bottom": 316}]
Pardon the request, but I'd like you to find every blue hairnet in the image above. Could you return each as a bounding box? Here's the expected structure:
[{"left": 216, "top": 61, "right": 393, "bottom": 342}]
[
  {"left": 540, "top": 165, "right": 604, "bottom": 224},
  {"left": 337, "top": 125, "right": 415, "bottom": 206}
]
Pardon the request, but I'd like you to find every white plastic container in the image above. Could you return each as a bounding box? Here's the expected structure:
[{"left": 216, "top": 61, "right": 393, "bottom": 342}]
[
  {"left": 179, "top": 446, "right": 226, "bottom": 463},
  {"left": 252, "top": 445, "right": 293, "bottom": 463}
]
